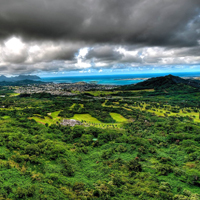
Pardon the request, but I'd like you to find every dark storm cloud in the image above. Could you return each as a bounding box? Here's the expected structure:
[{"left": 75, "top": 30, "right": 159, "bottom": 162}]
[
  {"left": 175, "top": 46, "right": 200, "bottom": 57},
  {"left": 0, "top": 66, "right": 8, "bottom": 71},
  {"left": 1, "top": 0, "right": 200, "bottom": 75},
  {"left": 86, "top": 46, "right": 122, "bottom": 61},
  {"left": 0, "top": 0, "right": 200, "bottom": 46}
]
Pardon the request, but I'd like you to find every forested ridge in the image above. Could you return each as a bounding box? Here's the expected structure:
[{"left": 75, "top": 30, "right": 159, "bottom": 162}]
[
  {"left": 0, "top": 76, "right": 200, "bottom": 199},
  {"left": 118, "top": 75, "right": 200, "bottom": 90}
]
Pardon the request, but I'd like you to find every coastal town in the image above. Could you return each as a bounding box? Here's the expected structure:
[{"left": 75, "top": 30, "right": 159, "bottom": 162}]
[{"left": 14, "top": 82, "right": 117, "bottom": 96}]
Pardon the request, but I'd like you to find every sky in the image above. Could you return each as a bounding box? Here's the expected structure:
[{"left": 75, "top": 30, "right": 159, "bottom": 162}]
[{"left": 0, "top": 0, "right": 200, "bottom": 77}]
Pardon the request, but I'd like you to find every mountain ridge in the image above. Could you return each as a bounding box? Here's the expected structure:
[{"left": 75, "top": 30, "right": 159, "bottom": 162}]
[
  {"left": 118, "top": 74, "right": 200, "bottom": 90},
  {"left": 0, "top": 75, "right": 40, "bottom": 82}
]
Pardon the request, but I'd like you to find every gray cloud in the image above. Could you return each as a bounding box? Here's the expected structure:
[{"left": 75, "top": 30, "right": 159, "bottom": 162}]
[
  {"left": 0, "top": 38, "right": 84, "bottom": 63},
  {"left": 0, "top": 0, "right": 200, "bottom": 74},
  {"left": 0, "top": 0, "right": 200, "bottom": 46},
  {"left": 86, "top": 46, "right": 122, "bottom": 61}
]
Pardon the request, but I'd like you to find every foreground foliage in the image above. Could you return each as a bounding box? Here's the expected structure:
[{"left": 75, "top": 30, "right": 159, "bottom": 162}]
[{"left": 0, "top": 84, "right": 200, "bottom": 200}]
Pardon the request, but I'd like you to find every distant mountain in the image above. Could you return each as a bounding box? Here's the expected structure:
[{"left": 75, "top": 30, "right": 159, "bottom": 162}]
[
  {"left": 0, "top": 75, "right": 40, "bottom": 82},
  {"left": 0, "top": 75, "right": 8, "bottom": 81},
  {"left": 0, "top": 79, "right": 44, "bottom": 86},
  {"left": 119, "top": 75, "right": 200, "bottom": 90}
]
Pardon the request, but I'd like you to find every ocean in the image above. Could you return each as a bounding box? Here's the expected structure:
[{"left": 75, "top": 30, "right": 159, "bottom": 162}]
[{"left": 41, "top": 72, "right": 200, "bottom": 85}]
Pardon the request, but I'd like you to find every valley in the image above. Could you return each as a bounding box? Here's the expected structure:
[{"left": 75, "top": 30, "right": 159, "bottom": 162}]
[{"left": 0, "top": 75, "right": 200, "bottom": 200}]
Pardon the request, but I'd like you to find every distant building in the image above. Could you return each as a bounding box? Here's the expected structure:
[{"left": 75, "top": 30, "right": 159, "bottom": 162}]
[{"left": 60, "top": 119, "right": 82, "bottom": 126}]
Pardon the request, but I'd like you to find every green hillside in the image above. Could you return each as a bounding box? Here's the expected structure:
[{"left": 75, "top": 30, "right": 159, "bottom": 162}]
[
  {"left": 119, "top": 74, "right": 200, "bottom": 91},
  {"left": 0, "top": 76, "right": 200, "bottom": 200}
]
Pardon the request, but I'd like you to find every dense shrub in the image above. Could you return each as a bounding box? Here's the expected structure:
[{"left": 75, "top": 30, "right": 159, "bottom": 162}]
[{"left": 127, "top": 159, "right": 142, "bottom": 172}]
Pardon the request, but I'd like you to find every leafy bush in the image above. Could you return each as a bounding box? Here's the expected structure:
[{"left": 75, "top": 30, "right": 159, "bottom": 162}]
[
  {"left": 25, "top": 144, "right": 40, "bottom": 155},
  {"left": 157, "top": 164, "right": 173, "bottom": 175},
  {"left": 127, "top": 159, "right": 142, "bottom": 172},
  {"left": 60, "top": 159, "right": 75, "bottom": 176},
  {"left": 101, "top": 150, "right": 113, "bottom": 160}
]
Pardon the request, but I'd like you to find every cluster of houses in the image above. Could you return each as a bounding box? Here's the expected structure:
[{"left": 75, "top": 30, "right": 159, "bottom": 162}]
[
  {"left": 14, "top": 82, "right": 117, "bottom": 95},
  {"left": 60, "top": 119, "right": 82, "bottom": 126}
]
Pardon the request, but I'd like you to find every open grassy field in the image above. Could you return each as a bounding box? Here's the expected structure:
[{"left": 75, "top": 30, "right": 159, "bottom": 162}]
[
  {"left": 1, "top": 116, "right": 11, "bottom": 120},
  {"left": 8, "top": 93, "right": 20, "bottom": 97},
  {"left": 31, "top": 113, "right": 125, "bottom": 128},
  {"left": 70, "top": 113, "right": 126, "bottom": 128},
  {"left": 110, "top": 113, "right": 128, "bottom": 123},
  {"left": 103, "top": 99, "right": 200, "bottom": 123},
  {"left": 127, "top": 102, "right": 200, "bottom": 122},
  {"left": 31, "top": 99, "right": 200, "bottom": 126},
  {"left": 48, "top": 111, "right": 61, "bottom": 118},
  {"left": 31, "top": 113, "right": 61, "bottom": 125},
  {"left": 70, "top": 114, "right": 101, "bottom": 123},
  {"left": 30, "top": 116, "right": 53, "bottom": 125},
  {"left": 147, "top": 108, "right": 200, "bottom": 120}
]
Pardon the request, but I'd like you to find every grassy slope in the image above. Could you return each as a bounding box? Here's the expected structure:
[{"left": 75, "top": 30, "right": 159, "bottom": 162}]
[
  {"left": 8, "top": 93, "right": 20, "bottom": 97},
  {"left": 110, "top": 113, "right": 127, "bottom": 123},
  {"left": 49, "top": 111, "right": 61, "bottom": 118},
  {"left": 1, "top": 116, "right": 11, "bottom": 119},
  {"left": 71, "top": 113, "right": 127, "bottom": 128},
  {"left": 1, "top": 84, "right": 200, "bottom": 199},
  {"left": 71, "top": 114, "right": 101, "bottom": 123},
  {"left": 30, "top": 112, "right": 126, "bottom": 128},
  {"left": 128, "top": 102, "right": 200, "bottom": 122},
  {"left": 31, "top": 111, "right": 61, "bottom": 125}
]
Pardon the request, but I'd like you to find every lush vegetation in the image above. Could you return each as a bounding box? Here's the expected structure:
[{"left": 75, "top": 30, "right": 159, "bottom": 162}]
[{"left": 0, "top": 77, "right": 200, "bottom": 200}]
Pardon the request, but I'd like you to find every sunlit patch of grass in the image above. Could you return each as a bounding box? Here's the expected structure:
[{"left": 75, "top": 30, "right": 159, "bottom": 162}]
[
  {"left": 1, "top": 116, "right": 10, "bottom": 120},
  {"left": 70, "top": 114, "right": 123, "bottom": 129},
  {"left": 30, "top": 113, "right": 61, "bottom": 125},
  {"left": 110, "top": 113, "right": 127, "bottom": 123},
  {"left": 30, "top": 116, "right": 53, "bottom": 125},
  {"left": 69, "top": 104, "right": 76, "bottom": 110},
  {"left": 49, "top": 111, "right": 61, "bottom": 118},
  {"left": 127, "top": 101, "right": 200, "bottom": 122},
  {"left": 30, "top": 112, "right": 126, "bottom": 129},
  {"left": 8, "top": 93, "right": 20, "bottom": 97},
  {"left": 70, "top": 114, "right": 101, "bottom": 123},
  {"left": 79, "top": 104, "right": 84, "bottom": 108}
]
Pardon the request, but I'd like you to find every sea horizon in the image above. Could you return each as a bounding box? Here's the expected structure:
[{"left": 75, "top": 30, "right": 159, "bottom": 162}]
[{"left": 40, "top": 71, "right": 200, "bottom": 85}]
